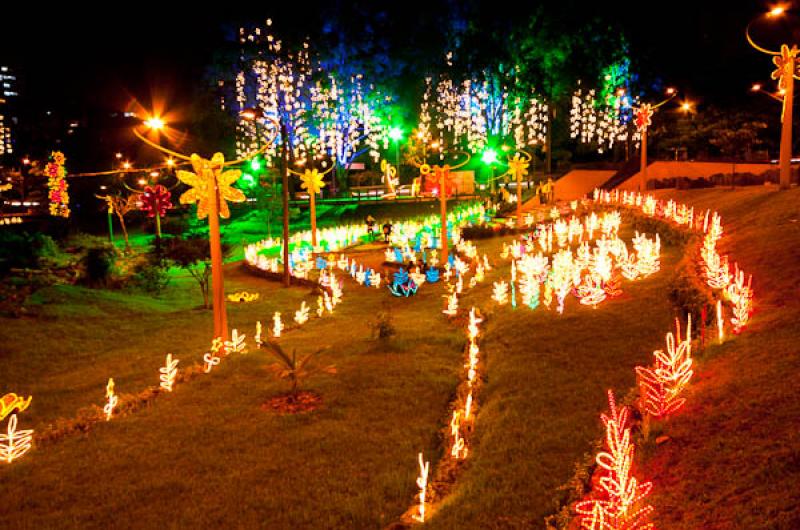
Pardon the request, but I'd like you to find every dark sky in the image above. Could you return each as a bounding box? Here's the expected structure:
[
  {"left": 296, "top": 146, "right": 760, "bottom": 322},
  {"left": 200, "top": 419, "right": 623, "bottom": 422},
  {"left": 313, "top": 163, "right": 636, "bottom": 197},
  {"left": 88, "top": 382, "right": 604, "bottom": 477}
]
[{"left": 0, "top": 1, "right": 788, "bottom": 115}]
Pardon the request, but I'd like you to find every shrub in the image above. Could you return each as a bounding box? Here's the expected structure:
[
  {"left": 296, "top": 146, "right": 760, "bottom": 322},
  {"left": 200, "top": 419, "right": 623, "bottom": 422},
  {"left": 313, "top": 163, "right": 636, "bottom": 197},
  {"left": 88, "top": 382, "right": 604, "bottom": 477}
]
[
  {"left": 461, "top": 223, "right": 519, "bottom": 240},
  {"left": 130, "top": 262, "right": 171, "bottom": 294},
  {"left": 372, "top": 304, "right": 396, "bottom": 340},
  {"left": 162, "top": 236, "right": 230, "bottom": 308},
  {"left": 82, "top": 246, "right": 116, "bottom": 287},
  {"left": 668, "top": 251, "right": 716, "bottom": 326}
]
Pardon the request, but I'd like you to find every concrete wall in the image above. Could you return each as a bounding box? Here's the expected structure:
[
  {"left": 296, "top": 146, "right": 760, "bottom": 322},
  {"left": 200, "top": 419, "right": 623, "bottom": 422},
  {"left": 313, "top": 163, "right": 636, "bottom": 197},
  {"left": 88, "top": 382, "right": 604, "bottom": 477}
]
[
  {"left": 619, "top": 161, "right": 774, "bottom": 191},
  {"left": 554, "top": 170, "right": 616, "bottom": 200}
]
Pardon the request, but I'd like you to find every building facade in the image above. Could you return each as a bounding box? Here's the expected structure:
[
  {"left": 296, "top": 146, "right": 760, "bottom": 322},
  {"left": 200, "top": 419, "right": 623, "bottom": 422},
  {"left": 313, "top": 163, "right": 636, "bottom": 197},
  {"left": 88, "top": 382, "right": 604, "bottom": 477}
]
[{"left": 0, "top": 65, "right": 19, "bottom": 157}]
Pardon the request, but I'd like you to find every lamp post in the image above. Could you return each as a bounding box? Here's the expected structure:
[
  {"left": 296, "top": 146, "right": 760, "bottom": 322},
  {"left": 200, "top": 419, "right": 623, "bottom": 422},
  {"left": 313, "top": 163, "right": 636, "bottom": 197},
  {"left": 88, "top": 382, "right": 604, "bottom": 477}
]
[
  {"left": 635, "top": 88, "right": 678, "bottom": 187},
  {"left": 410, "top": 151, "right": 470, "bottom": 264},
  {"left": 747, "top": 6, "right": 799, "bottom": 189},
  {"left": 389, "top": 127, "right": 403, "bottom": 170},
  {"left": 135, "top": 115, "right": 278, "bottom": 340},
  {"left": 482, "top": 148, "right": 498, "bottom": 195}
]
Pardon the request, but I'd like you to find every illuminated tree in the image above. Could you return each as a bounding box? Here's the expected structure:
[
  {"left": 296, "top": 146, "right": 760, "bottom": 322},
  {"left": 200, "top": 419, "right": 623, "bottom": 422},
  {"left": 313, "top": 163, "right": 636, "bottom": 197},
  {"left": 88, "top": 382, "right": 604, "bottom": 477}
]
[
  {"left": 417, "top": 69, "right": 548, "bottom": 156},
  {"left": 570, "top": 58, "right": 640, "bottom": 155},
  {"left": 310, "top": 74, "right": 392, "bottom": 188}
]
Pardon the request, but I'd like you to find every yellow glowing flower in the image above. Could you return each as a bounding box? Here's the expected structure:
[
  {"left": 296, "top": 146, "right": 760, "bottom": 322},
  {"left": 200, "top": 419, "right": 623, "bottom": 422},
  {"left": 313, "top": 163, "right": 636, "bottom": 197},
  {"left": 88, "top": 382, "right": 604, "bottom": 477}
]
[
  {"left": 52, "top": 151, "right": 66, "bottom": 166},
  {"left": 299, "top": 169, "right": 326, "bottom": 195},
  {"left": 1, "top": 394, "right": 32, "bottom": 422},
  {"left": 507, "top": 153, "right": 529, "bottom": 180},
  {"left": 771, "top": 44, "right": 798, "bottom": 92},
  {"left": 176, "top": 153, "right": 246, "bottom": 219}
]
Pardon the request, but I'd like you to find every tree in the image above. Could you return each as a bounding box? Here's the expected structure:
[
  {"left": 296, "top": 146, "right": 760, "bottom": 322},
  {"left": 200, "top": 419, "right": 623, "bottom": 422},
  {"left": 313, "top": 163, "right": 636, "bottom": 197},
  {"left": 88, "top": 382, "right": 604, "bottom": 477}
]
[
  {"left": 97, "top": 193, "right": 139, "bottom": 251},
  {"left": 263, "top": 341, "right": 335, "bottom": 400},
  {"left": 162, "top": 236, "right": 231, "bottom": 309}
]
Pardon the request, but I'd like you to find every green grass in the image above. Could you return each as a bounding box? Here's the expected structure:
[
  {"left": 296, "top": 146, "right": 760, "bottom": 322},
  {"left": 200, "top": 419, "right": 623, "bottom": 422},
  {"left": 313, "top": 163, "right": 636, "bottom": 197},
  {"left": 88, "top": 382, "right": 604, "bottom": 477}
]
[
  {"left": 0, "top": 254, "right": 467, "bottom": 528},
  {"left": 638, "top": 186, "right": 800, "bottom": 529},
  {"left": 3, "top": 193, "right": 781, "bottom": 528},
  {"left": 424, "top": 231, "right": 681, "bottom": 528}
]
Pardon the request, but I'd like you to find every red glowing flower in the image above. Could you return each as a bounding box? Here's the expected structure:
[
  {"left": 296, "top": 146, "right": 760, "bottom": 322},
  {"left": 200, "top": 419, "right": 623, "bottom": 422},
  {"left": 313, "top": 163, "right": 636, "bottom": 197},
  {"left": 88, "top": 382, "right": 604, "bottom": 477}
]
[{"left": 139, "top": 185, "right": 172, "bottom": 218}]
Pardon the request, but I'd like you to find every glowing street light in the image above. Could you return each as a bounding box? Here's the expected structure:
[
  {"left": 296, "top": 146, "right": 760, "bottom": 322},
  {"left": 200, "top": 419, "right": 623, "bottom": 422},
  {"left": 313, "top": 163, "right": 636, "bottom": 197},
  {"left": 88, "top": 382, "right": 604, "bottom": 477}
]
[
  {"left": 122, "top": 161, "right": 132, "bottom": 170},
  {"left": 768, "top": 5, "right": 787, "bottom": 17},
  {"left": 144, "top": 117, "right": 165, "bottom": 130},
  {"left": 481, "top": 148, "right": 498, "bottom": 165},
  {"left": 389, "top": 127, "right": 403, "bottom": 168}
]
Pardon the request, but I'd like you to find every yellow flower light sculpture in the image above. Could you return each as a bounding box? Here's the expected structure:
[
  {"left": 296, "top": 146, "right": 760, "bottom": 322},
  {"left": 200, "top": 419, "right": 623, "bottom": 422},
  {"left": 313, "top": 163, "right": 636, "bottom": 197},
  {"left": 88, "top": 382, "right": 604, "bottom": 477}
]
[
  {"left": 503, "top": 150, "right": 531, "bottom": 227},
  {"left": 1, "top": 394, "right": 32, "bottom": 422},
  {"left": 176, "top": 153, "right": 245, "bottom": 220},
  {"left": 290, "top": 166, "right": 332, "bottom": 248},
  {"left": 772, "top": 44, "right": 798, "bottom": 121}
]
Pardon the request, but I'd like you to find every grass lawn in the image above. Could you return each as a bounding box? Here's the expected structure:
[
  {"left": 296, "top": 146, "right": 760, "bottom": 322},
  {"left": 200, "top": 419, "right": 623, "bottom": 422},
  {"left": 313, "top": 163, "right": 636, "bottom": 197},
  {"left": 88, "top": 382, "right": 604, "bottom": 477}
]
[
  {"left": 425, "top": 231, "right": 682, "bottom": 528},
  {"left": 639, "top": 186, "right": 800, "bottom": 529},
  {"left": 0, "top": 200, "right": 737, "bottom": 529}
]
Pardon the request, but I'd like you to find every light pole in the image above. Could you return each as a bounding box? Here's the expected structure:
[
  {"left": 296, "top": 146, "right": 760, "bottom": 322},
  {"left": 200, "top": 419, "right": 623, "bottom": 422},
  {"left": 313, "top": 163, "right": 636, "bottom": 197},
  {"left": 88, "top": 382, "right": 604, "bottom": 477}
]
[
  {"left": 135, "top": 115, "right": 278, "bottom": 340},
  {"left": 389, "top": 127, "right": 403, "bottom": 170},
  {"left": 635, "top": 88, "right": 678, "bottom": 187},
  {"left": 747, "top": 6, "right": 799, "bottom": 189}
]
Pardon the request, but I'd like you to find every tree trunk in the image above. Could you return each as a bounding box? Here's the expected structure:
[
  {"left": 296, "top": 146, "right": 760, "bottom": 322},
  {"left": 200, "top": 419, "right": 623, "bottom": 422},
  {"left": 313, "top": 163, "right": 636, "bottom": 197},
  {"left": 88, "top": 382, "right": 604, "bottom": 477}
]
[
  {"left": 117, "top": 213, "right": 131, "bottom": 251},
  {"left": 281, "top": 124, "right": 291, "bottom": 288}
]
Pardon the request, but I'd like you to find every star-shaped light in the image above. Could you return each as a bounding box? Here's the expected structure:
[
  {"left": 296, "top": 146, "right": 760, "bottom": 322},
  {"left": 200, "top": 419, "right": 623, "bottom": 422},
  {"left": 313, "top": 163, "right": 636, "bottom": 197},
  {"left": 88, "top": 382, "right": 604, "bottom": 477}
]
[
  {"left": 176, "top": 153, "right": 245, "bottom": 219},
  {"left": 299, "top": 169, "right": 326, "bottom": 195}
]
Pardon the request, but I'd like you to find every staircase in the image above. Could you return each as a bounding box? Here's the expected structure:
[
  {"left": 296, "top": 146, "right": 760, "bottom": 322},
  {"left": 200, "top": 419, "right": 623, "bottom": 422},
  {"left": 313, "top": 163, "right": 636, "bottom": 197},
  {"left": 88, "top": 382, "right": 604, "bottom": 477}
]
[{"left": 599, "top": 158, "right": 642, "bottom": 190}]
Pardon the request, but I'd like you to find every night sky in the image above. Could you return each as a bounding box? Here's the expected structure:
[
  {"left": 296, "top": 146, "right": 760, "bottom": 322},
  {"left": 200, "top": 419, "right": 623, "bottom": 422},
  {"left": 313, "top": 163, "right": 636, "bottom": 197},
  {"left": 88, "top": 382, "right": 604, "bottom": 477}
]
[{"left": 0, "top": 2, "right": 786, "bottom": 118}]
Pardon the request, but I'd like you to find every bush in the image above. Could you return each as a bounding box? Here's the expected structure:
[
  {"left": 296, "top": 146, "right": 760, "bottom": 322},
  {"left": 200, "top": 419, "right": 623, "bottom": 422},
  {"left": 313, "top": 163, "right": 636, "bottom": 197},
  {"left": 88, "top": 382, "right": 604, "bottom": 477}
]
[
  {"left": 461, "top": 223, "right": 519, "bottom": 240},
  {"left": 82, "top": 246, "right": 116, "bottom": 287},
  {"left": 668, "top": 251, "right": 716, "bottom": 326},
  {"left": 372, "top": 304, "right": 396, "bottom": 340},
  {"left": 626, "top": 213, "right": 691, "bottom": 247},
  {"left": 130, "top": 262, "right": 171, "bottom": 294}
]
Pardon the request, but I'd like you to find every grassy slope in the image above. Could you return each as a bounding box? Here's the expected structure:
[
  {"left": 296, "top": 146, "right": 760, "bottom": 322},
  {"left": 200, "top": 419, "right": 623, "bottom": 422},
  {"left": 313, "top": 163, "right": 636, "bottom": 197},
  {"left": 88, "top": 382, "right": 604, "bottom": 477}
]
[
  {"left": 0, "top": 263, "right": 464, "bottom": 528},
  {"left": 640, "top": 187, "right": 800, "bottom": 529},
  {"left": 427, "top": 232, "right": 682, "bottom": 528},
  {"left": 1, "top": 211, "right": 693, "bottom": 529}
]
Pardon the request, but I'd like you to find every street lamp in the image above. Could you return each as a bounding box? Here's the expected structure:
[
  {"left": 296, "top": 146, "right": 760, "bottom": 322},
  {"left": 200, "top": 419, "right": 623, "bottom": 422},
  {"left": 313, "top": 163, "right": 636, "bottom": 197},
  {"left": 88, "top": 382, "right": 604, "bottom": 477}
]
[
  {"left": 144, "top": 117, "right": 165, "bottom": 130},
  {"left": 746, "top": 5, "right": 799, "bottom": 189},
  {"left": 634, "top": 88, "right": 678, "bottom": 187},
  {"left": 482, "top": 148, "right": 499, "bottom": 194},
  {"left": 389, "top": 127, "right": 403, "bottom": 169}
]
